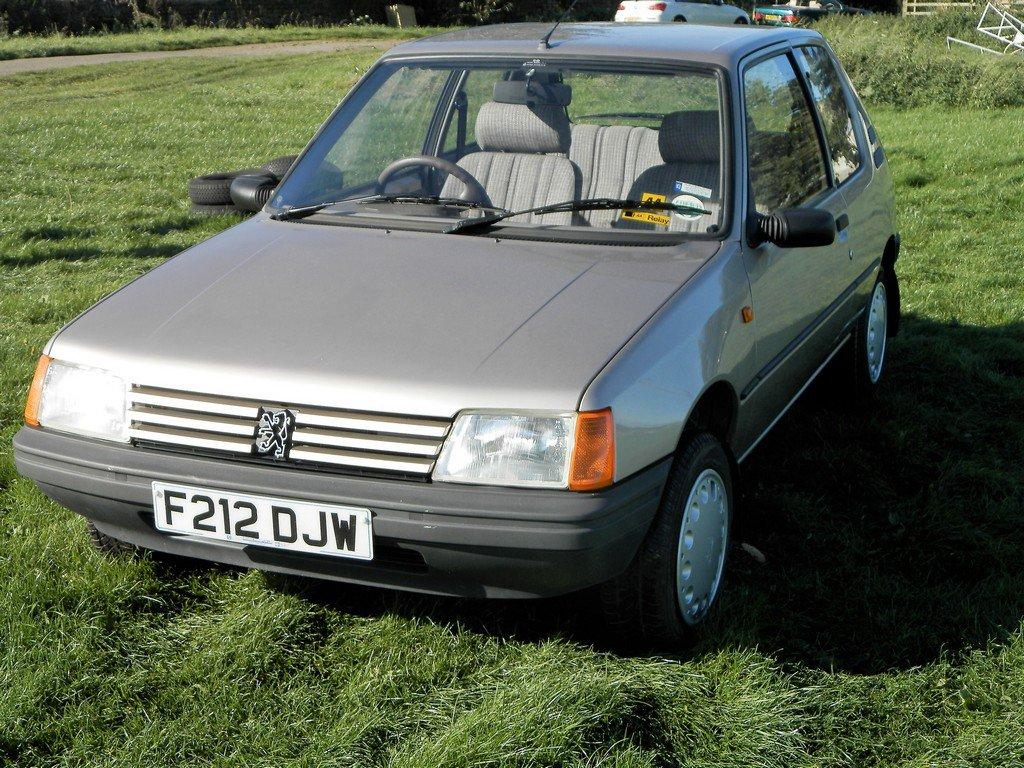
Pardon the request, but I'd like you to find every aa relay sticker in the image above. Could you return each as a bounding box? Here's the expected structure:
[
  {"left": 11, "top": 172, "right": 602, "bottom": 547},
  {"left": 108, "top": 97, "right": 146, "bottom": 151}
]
[{"left": 621, "top": 192, "right": 671, "bottom": 227}]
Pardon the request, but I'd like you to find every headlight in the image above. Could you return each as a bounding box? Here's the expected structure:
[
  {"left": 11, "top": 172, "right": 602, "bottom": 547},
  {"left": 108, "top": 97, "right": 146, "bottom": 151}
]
[
  {"left": 25, "top": 356, "right": 128, "bottom": 442},
  {"left": 433, "top": 409, "right": 615, "bottom": 491}
]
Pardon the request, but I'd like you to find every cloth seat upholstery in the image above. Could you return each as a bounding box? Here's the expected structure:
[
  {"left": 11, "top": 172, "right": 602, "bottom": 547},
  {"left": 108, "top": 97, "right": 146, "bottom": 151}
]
[{"left": 441, "top": 101, "right": 581, "bottom": 225}]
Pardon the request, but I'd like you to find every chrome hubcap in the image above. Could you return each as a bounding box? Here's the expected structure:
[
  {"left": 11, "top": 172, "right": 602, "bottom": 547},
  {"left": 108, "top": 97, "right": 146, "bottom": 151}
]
[
  {"left": 866, "top": 282, "right": 888, "bottom": 384},
  {"left": 675, "top": 468, "right": 729, "bottom": 625}
]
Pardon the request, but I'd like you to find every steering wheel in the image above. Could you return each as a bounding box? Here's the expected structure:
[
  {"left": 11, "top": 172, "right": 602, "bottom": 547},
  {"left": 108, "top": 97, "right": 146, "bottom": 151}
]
[{"left": 376, "top": 155, "right": 492, "bottom": 208}]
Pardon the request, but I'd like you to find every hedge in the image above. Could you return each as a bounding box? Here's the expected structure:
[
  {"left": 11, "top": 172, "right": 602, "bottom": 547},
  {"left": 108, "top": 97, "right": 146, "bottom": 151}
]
[
  {"left": 0, "top": 0, "right": 614, "bottom": 34},
  {"left": 822, "top": 12, "right": 1024, "bottom": 108}
]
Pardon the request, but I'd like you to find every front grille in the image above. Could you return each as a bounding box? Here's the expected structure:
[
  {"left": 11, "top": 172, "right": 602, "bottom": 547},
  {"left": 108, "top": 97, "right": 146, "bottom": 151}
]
[{"left": 127, "top": 385, "right": 451, "bottom": 478}]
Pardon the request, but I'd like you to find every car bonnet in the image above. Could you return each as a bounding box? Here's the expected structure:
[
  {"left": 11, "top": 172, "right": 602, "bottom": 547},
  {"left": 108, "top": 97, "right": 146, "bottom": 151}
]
[{"left": 47, "top": 216, "right": 719, "bottom": 417}]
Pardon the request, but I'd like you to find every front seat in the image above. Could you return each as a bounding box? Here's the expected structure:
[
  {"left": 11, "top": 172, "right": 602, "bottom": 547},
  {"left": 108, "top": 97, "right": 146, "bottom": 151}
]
[
  {"left": 622, "top": 110, "right": 722, "bottom": 233},
  {"left": 441, "top": 101, "right": 581, "bottom": 225}
]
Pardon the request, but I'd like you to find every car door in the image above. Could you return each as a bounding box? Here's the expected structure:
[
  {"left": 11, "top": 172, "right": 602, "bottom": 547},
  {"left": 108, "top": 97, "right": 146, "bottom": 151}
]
[
  {"left": 737, "top": 48, "right": 851, "bottom": 442},
  {"left": 793, "top": 43, "right": 883, "bottom": 317}
]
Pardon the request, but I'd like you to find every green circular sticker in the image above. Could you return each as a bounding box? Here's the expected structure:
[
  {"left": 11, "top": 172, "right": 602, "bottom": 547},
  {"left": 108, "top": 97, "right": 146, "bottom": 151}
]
[{"left": 672, "top": 194, "right": 706, "bottom": 221}]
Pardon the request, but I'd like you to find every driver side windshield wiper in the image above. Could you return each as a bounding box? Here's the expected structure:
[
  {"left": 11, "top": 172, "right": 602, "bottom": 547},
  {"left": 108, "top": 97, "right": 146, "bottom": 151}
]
[
  {"left": 442, "top": 197, "right": 711, "bottom": 235},
  {"left": 270, "top": 195, "right": 505, "bottom": 222}
]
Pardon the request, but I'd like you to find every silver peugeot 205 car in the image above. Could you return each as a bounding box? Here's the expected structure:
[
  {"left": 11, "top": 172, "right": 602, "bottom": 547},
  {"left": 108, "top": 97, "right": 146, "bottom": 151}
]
[{"left": 14, "top": 22, "right": 898, "bottom": 645}]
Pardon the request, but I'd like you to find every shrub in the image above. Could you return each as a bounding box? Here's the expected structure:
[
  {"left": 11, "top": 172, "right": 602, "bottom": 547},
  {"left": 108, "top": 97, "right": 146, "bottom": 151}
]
[
  {"left": 821, "top": 12, "right": 1024, "bottom": 109},
  {"left": 0, "top": 0, "right": 141, "bottom": 34}
]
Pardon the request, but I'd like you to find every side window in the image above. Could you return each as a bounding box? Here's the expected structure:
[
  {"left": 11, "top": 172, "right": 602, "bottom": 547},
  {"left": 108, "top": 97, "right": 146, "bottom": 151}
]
[
  {"left": 326, "top": 66, "right": 450, "bottom": 189},
  {"left": 442, "top": 70, "right": 496, "bottom": 156},
  {"left": 743, "top": 53, "right": 828, "bottom": 215},
  {"left": 794, "top": 46, "right": 862, "bottom": 185}
]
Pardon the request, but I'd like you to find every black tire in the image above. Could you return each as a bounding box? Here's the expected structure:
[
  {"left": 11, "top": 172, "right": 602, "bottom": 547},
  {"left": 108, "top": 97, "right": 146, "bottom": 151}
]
[
  {"left": 673, "top": 15, "right": 686, "bottom": 21},
  {"left": 87, "top": 522, "right": 139, "bottom": 557},
  {"left": 189, "top": 203, "right": 242, "bottom": 218},
  {"left": 599, "top": 432, "right": 733, "bottom": 648},
  {"left": 734, "top": 16, "right": 750, "bottom": 23},
  {"left": 261, "top": 155, "right": 298, "bottom": 179},
  {"left": 187, "top": 167, "right": 262, "bottom": 205},
  {"left": 229, "top": 173, "right": 279, "bottom": 212}
]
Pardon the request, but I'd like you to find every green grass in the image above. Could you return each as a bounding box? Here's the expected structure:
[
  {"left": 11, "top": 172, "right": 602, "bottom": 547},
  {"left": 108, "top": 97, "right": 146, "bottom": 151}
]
[
  {"left": 2, "top": 47, "right": 1024, "bottom": 767},
  {"left": 0, "top": 24, "right": 443, "bottom": 61}
]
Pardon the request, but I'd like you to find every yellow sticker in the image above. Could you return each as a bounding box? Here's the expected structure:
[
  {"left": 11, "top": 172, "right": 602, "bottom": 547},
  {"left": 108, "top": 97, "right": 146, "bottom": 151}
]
[{"left": 621, "top": 192, "right": 671, "bottom": 227}]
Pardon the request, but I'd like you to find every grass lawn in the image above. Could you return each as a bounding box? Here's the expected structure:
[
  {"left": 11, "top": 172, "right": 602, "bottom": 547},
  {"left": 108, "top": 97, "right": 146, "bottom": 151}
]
[
  {"left": 0, "top": 24, "right": 442, "bottom": 61},
  {"left": 2, "top": 49, "right": 1024, "bottom": 767}
]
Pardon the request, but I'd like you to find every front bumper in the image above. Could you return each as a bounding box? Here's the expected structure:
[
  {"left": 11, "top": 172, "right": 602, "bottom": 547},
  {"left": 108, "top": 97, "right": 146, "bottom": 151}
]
[{"left": 13, "top": 426, "right": 669, "bottom": 599}]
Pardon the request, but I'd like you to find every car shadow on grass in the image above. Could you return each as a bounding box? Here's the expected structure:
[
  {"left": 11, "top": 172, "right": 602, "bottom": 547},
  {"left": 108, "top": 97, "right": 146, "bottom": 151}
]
[{"left": 257, "top": 314, "right": 1023, "bottom": 674}]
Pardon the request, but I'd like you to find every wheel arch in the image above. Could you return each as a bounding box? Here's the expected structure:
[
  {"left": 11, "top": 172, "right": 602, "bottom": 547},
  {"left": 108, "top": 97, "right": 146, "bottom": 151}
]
[
  {"left": 679, "top": 380, "right": 739, "bottom": 453},
  {"left": 881, "top": 234, "right": 901, "bottom": 336}
]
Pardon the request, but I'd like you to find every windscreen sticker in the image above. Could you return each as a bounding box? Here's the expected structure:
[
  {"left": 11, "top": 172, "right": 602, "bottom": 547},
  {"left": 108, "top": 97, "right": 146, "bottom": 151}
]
[
  {"left": 674, "top": 181, "right": 713, "bottom": 199},
  {"left": 621, "top": 192, "right": 671, "bottom": 227},
  {"left": 672, "top": 194, "right": 707, "bottom": 221}
]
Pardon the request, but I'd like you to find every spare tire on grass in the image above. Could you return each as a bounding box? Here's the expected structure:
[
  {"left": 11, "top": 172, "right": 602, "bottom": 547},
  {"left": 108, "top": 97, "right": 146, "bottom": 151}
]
[
  {"left": 187, "top": 167, "right": 262, "bottom": 205},
  {"left": 261, "top": 155, "right": 298, "bottom": 179},
  {"left": 230, "top": 173, "right": 279, "bottom": 213}
]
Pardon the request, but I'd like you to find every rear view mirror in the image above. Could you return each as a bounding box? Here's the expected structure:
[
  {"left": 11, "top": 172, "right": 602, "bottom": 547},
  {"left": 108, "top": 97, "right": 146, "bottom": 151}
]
[
  {"left": 752, "top": 207, "right": 837, "bottom": 248},
  {"left": 493, "top": 79, "right": 572, "bottom": 107}
]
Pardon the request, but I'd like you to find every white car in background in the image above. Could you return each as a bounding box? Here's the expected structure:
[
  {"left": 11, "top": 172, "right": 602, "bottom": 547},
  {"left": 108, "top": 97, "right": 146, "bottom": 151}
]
[{"left": 615, "top": 0, "right": 751, "bottom": 24}]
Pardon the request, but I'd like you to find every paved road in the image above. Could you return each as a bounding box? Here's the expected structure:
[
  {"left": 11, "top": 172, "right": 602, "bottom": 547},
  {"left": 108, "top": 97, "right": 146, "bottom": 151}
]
[{"left": 0, "top": 39, "right": 398, "bottom": 76}]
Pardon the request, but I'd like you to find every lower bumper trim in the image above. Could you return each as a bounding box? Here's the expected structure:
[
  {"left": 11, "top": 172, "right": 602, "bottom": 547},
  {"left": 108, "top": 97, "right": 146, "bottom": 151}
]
[{"left": 15, "top": 427, "right": 670, "bottom": 598}]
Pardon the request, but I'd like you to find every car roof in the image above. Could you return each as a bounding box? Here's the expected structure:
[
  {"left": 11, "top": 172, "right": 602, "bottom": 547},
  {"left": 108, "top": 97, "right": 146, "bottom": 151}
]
[{"left": 382, "top": 22, "right": 824, "bottom": 68}]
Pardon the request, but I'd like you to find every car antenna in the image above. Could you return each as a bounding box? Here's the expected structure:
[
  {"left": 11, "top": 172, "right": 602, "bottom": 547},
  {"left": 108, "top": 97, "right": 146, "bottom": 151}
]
[{"left": 538, "top": 0, "right": 582, "bottom": 49}]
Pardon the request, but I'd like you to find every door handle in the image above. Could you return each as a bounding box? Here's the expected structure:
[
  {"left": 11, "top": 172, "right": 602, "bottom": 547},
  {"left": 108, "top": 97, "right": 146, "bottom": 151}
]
[{"left": 836, "top": 213, "right": 850, "bottom": 232}]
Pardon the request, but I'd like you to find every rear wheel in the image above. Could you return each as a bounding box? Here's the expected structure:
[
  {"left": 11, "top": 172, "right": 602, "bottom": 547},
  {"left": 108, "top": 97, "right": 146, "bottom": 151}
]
[
  {"left": 842, "top": 276, "right": 891, "bottom": 401},
  {"left": 734, "top": 16, "right": 749, "bottom": 22},
  {"left": 599, "top": 432, "right": 733, "bottom": 647}
]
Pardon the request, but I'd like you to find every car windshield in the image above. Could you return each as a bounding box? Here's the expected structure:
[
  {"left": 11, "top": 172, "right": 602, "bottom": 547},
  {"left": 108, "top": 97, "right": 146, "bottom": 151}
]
[{"left": 269, "top": 60, "right": 727, "bottom": 239}]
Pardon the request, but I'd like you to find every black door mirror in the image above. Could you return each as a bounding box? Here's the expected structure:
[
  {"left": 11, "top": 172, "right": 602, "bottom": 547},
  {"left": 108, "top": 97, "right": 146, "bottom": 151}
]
[{"left": 751, "top": 207, "right": 837, "bottom": 248}]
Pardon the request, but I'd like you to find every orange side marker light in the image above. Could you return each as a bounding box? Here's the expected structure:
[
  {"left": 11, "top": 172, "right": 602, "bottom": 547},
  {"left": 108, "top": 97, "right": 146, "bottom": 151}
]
[
  {"left": 569, "top": 408, "right": 615, "bottom": 492},
  {"left": 24, "top": 354, "right": 52, "bottom": 427}
]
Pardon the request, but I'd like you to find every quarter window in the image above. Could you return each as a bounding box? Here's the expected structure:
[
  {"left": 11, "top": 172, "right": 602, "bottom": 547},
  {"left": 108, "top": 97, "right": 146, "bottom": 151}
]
[
  {"left": 743, "top": 54, "right": 828, "bottom": 214},
  {"left": 794, "top": 46, "right": 862, "bottom": 185}
]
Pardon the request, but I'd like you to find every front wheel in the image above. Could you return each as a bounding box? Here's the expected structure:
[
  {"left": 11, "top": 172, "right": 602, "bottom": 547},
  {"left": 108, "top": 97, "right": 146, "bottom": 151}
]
[
  {"left": 599, "top": 432, "right": 733, "bottom": 647},
  {"left": 734, "top": 16, "right": 750, "bottom": 22},
  {"left": 673, "top": 15, "right": 687, "bottom": 21}
]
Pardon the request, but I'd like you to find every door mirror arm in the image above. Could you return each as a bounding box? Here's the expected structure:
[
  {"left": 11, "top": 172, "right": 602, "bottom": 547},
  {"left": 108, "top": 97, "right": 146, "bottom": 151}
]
[{"left": 748, "top": 207, "right": 837, "bottom": 249}]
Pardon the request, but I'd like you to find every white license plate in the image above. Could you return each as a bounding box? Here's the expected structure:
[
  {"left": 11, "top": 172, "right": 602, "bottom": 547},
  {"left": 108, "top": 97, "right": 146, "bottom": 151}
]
[{"left": 152, "top": 482, "right": 373, "bottom": 560}]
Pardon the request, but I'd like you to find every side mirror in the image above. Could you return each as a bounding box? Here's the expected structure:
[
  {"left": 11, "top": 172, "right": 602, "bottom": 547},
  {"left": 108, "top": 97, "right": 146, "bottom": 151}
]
[{"left": 751, "top": 207, "right": 837, "bottom": 248}]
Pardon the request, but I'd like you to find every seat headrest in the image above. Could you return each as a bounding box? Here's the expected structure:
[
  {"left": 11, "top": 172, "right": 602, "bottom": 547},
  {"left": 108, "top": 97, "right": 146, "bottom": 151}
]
[
  {"left": 659, "top": 110, "right": 721, "bottom": 164},
  {"left": 474, "top": 101, "right": 571, "bottom": 155}
]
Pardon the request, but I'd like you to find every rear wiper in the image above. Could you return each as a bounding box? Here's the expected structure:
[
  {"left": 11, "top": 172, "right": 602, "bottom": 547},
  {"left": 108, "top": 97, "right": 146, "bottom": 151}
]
[
  {"left": 270, "top": 195, "right": 505, "bottom": 222},
  {"left": 443, "top": 197, "right": 710, "bottom": 235}
]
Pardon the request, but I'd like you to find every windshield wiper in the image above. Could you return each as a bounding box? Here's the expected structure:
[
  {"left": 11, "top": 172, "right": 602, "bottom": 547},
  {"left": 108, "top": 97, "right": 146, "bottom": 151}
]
[
  {"left": 443, "top": 197, "right": 711, "bottom": 235},
  {"left": 270, "top": 195, "right": 505, "bottom": 222}
]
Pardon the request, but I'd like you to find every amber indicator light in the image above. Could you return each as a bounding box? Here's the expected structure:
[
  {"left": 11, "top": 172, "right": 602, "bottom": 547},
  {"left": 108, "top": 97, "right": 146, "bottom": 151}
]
[
  {"left": 569, "top": 408, "right": 616, "bottom": 492},
  {"left": 24, "top": 354, "right": 53, "bottom": 427}
]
